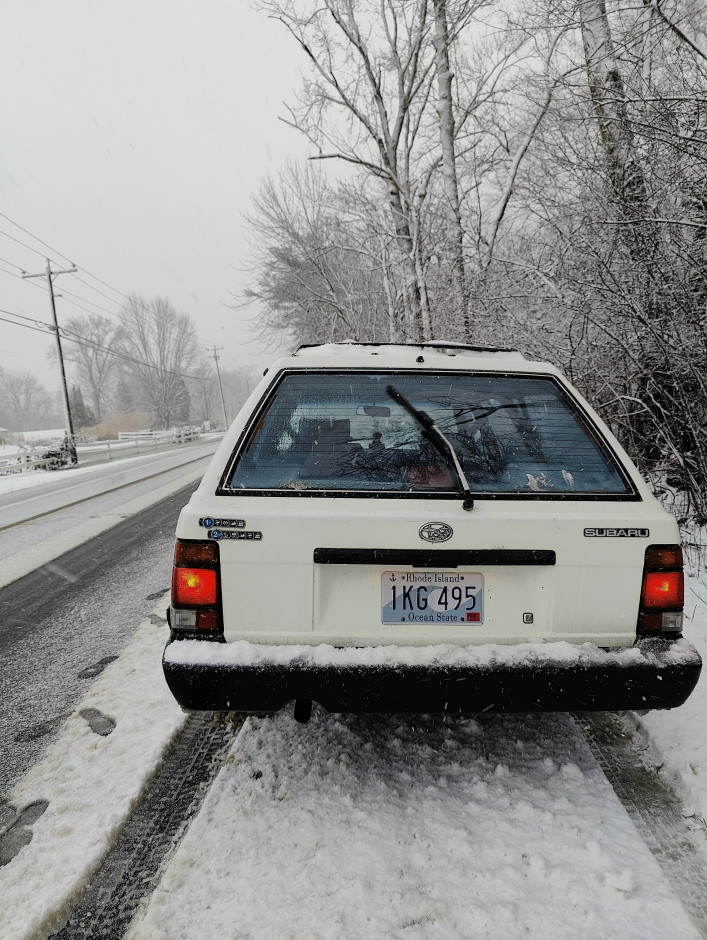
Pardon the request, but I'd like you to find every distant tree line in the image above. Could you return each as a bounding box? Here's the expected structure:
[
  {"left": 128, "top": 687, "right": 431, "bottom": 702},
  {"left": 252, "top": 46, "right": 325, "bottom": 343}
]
[
  {"left": 0, "top": 295, "right": 254, "bottom": 436},
  {"left": 243, "top": 0, "right": 707, "bottom": 520}
]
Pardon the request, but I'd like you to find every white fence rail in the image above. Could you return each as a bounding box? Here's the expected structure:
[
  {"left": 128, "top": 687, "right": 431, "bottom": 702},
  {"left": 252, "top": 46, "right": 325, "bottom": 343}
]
[
  {"left": 0, "top": 427, "right": 203, "bottom": 474},
  {"left": 0, "top": 452, "right": 58, "bottom": 474}
]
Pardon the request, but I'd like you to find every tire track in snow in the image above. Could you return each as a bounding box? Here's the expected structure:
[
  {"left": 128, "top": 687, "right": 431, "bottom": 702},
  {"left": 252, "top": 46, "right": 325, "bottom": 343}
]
[
  {"left": 52, "top": 712, "right": 244, "bottom": 940},
  {"left": 577, "top": 711, "right": 707, "bottom": 937}
]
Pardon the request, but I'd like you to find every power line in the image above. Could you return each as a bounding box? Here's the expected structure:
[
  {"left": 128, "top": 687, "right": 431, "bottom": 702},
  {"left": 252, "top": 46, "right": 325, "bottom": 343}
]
[
  {"left": 1, "top": 307, "right": 206, "bottom": 381},
  {"left": 0, "top": 227, "right": 58, "bottom": 264},
  {"left": 0, "top": 211, "right": 76, "bottom": 267},
  {"left": 0, "top": 213, "right": 217, "bottom": 338},
  {"left": 0, "top": 312, "right": 54, "bottom": 336},
  {"left": 0, "top": 254, "right": 26, "bottom": 272},
  {"left": 0, "top": 264, "right": 23, "bottom": 279},
  {"left": 0, "top": 211, "right": 128, "bottom": 306},
  {"left": 55, "top": 288, "right": 121, "bottom": 319},
  {"left": 0, "top": 214, "right": 223, "bottom": 387},
  {"left": 0, "top": 258, "right": 122, "bottom": 318},
  {"left": 70, "top": 274, "right": 128, "bottom": 309}
]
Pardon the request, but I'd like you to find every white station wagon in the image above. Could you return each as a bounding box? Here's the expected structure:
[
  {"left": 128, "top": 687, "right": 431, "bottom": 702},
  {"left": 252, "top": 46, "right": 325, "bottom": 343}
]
[{"left": 164, "top": 342, "right": 701, "bottom": 721}]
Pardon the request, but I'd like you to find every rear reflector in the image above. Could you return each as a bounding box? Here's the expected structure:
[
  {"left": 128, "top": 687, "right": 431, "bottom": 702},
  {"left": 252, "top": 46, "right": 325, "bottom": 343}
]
[
  {"left": 174, "top": 541, "right": 218, "bottom": 565},
  {"left": 644, "top": 545, "right": 683, "bottom": 569},
  {"left": 195, "top": 610, "right": 221, "bottom": 631},
  {"left": 173, "top": 567, "right": 217, "bottom": 606}
]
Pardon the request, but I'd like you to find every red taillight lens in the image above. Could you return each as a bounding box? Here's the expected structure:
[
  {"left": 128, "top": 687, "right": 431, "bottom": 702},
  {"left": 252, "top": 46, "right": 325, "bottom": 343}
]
[
  {"left": 642, "top": 571, "right": 684, "bottom": 609},
  {"left": 195, "top": 610, "right": 221, "bottom": 631},
  {"left": 173, "top": 567, "right": 217, "bottom": 606}
]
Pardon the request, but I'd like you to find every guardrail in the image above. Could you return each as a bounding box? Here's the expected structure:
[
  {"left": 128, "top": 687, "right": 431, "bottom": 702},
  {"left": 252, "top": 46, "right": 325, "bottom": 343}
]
[
  {"left": 0, "top": 427, "right": 205, "bottom": 474},
  {"left": 117, "top": 427, "right": 200, "bottom": 443},
  {"left": 0, "top": 453, "right": 58, "bottom": 474},
  {"left": 81, "top": 427, "right": 202, "bottom": 465}
]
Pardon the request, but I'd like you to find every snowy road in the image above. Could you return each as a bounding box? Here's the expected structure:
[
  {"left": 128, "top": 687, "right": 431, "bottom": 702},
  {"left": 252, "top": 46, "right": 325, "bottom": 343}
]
[
  {"left": 0, "top": 482, "right": 197, "bottom": 796},
  {"left": 0, "top": 451, "right": 706, "bottom": 939},
  {"left": 0, "top": 440, "right": 218, "bottom": 586},
  {"left": 0, "top": 440, "right": 218, "bottom": 791}
]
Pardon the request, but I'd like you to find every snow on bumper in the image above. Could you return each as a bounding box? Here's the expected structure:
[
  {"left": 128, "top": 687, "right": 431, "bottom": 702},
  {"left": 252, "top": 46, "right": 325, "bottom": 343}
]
[{"left": 162, "top": 636, "right": 702, "bottom": 714}]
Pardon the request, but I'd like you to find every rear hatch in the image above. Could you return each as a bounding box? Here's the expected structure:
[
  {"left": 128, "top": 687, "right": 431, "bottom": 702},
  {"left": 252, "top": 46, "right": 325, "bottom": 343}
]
[{"left": 185, "top": 360, "right": 678, "bottom": 648}]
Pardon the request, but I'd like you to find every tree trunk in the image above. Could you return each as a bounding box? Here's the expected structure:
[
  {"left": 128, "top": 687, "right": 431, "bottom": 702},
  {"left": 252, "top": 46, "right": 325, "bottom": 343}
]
[
  {"left": 431, "top": 0, "right": 469, "bottom": 336},
  {"left": 387, "top": 182, "right": 425, "bottom": 341},
  {"left": 580, "top": 0, "right": 650, "bottom": 216}
]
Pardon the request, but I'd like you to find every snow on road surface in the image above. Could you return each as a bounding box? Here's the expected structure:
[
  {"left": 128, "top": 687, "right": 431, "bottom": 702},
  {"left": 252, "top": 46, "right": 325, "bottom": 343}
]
[
  {"left": 0, "top": 451, "right": 161, "bottom": 495},
  {"left": 128, "top": 708, "right": 699, "bottom": 940},
  {"left": 0, "top": 600, "right": 185, "bottom": 940},
  {"left": 0, "top": 444, "right": 216, "bottom": 588}
]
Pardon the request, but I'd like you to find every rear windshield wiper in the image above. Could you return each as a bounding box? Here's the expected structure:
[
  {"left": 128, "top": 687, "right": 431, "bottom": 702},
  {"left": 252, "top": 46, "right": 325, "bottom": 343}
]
[{"left": 386, "top": 385, "right": 474, "bottom": 511}]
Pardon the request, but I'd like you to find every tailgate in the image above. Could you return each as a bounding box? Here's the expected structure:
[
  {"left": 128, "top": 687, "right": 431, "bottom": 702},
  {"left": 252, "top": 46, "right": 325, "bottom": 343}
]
[{"left": 191, "top": 497, "right": 678, "bottom": 648}]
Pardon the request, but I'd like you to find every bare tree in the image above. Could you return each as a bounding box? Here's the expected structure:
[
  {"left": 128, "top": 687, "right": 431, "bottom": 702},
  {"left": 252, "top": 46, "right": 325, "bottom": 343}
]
[
  {"left": 242, "top": 163, "right": 392, "bottom": 344},
  {"left": 430, "top": 0, "right": 475, "bottom": 328},
  {"left": 258, "top": 0, "right": 439, "bottom": 339},
  {"left": 118, "top": 296, "right": 199, "bottom": 429},
  {"left": 0, "top": 368, "right": 63, "bottom": 431},
  {"left": 61, "top": 314, "right": 122, "bottom": 422}
]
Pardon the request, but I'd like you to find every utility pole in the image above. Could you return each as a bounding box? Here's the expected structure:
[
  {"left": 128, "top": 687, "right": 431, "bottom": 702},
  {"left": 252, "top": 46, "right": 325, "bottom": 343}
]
[
  {"left": 209, "top": 345, "right": 228, "bottom": 428},
  {"left": 22, "top": 259, "right": 78, "bottom": 459}
]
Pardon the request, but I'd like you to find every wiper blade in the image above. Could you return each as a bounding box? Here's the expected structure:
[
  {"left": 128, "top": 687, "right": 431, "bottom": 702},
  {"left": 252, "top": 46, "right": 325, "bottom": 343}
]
[{"left": 386, "top": 384, "right": 474, "bottom": 511}]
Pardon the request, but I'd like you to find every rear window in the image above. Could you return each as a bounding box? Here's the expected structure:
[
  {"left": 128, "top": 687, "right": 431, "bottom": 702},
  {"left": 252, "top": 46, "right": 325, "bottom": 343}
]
[{"left": 224, "top": 371, "right": 632, "bottom": 497}]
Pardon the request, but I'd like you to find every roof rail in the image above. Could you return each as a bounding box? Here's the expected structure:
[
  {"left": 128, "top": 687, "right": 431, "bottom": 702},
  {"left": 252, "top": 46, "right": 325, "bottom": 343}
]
[{"left": 295, "top": 340, "right": 523, "bottom": 357}]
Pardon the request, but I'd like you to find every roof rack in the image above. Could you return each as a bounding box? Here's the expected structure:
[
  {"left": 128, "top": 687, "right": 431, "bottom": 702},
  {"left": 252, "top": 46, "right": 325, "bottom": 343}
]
[{"left": 295, "top": 340, "right": 524, "bottom": 357}]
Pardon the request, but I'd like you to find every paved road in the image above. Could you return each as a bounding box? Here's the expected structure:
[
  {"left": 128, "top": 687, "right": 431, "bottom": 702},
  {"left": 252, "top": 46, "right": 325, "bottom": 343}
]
[{"left": 0, "top": 481, "right": 198, "bottom": 798}]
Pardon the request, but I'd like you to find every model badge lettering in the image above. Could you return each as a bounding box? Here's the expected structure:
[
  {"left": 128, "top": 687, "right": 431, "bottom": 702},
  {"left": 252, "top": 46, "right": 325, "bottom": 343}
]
[
  {"left": 199, "top": 518, "right": 246, "bottom": 528},
  {"left": 584, "top": 528, "right": 650, "bottom": 537},
  {"left": 208, "top": 529, "right": 262, "bottom": 541}
]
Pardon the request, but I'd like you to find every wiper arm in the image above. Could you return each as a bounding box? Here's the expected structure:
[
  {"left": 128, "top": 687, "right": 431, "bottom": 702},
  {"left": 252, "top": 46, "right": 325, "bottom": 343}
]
[{"left": 386, "top": 384, "right": 474, "bottom": 511}]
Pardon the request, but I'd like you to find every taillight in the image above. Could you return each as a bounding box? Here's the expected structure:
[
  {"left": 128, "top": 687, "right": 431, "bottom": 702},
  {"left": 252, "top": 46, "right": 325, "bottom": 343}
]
[
  {"left": 173, "top": 567, "right": 217, "bottom": 605},
  {"left": 171, "top": 539, "right": 222, "bottom": 636},
  {"left": 637, "top": 544, "right": 684, "bottom": 635}
]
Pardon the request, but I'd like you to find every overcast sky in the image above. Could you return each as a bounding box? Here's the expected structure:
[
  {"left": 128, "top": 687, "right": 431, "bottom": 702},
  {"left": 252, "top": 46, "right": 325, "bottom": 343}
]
[{"left": 1, "top": 0, "right": 310, "bottom": 390}]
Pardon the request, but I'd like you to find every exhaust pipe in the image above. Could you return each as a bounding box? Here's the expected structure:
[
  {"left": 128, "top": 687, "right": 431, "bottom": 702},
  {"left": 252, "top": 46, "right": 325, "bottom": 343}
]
[{"left": 294, "top": 699, "right": 312, "bottom": 723}]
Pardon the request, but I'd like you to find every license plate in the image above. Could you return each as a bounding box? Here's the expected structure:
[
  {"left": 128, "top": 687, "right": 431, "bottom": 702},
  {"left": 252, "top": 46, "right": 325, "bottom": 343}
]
[{"left": 381, "top": 571, "right": 483, "bottom": 624}]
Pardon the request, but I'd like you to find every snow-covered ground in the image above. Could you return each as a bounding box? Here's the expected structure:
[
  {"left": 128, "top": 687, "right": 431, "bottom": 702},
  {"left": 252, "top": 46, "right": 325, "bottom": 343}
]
[
  {"left": 128, "top": 710, "right": 700, "bottom": 940},
  {"left": 0, "top": 600, "right": 186, "bottom": 940},
  {"left": 0, "top": 578, "right": 702, "bottom": 939},
  {"left": 639, "top": 572, "right": 707, "bottom": 824},
  {"left": 0, "top": 458, "right": 705, "bottom": 938}
]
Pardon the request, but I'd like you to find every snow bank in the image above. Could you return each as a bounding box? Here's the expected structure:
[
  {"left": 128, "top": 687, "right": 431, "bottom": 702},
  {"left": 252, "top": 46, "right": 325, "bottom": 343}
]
[
  {"left": 639, "top": 572, "right": 707, "bottom": 823},
  {"left": 164, "top": 636, "right": 695, "bottom": 670},
  {"left": 0, "top": 598, "right": 185, "bottom": 940},
  {"left": 129, "top": 709, "right": 699, "bottom": 940}
]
